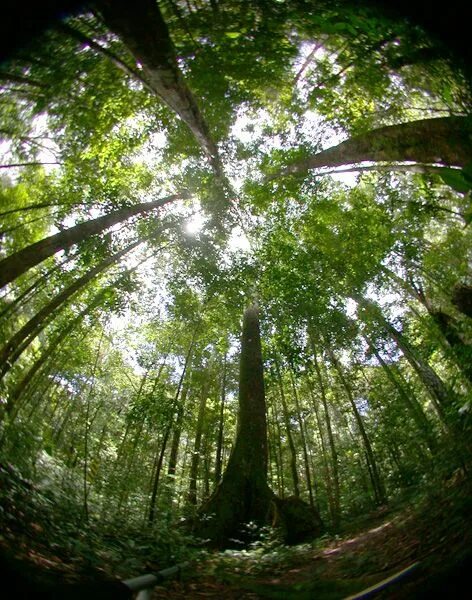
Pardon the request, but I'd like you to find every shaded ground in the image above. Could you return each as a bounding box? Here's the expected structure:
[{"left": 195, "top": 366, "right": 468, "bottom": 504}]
[
  {"left": 157, "top": 473, "right": 472, "bottom": 599},
  {"left": 1, "top": 467, "right": 471, "bottom": 598}
]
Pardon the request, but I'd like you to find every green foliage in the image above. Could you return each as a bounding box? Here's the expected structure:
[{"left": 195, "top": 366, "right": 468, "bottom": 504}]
[
  {"left": 438, "top": 166, "right": 472, "bottom": 195},
  {"left": 0, "top": 0, "right": 471, "bottom": 584}
]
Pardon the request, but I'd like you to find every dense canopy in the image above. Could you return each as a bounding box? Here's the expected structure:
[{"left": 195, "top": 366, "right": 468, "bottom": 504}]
[{"left": 0, "top": 0, "right": 471, "bottom": 595}]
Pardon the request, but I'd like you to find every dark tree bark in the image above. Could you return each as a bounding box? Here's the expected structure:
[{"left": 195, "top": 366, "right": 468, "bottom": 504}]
[
  {"left": 0, "top": 192, "right": 184, "bottom": 289},
  {"left": 94, "top": 0, "right": 223, "bottom": 176},
  {"left": 452, "top": 283, "right": 472, "bottom": 319},
  {"left": 270, "top": 116, "right": 472, "bottom": 179},
  {"left": 194, "top": 305, "right": 272, "bottom": 545},
  {"left": 194, "top": 305, "right": 323, "bottom": 547},
  {"left": 428, "top": 310, "right": 472, "bottom": 384}
]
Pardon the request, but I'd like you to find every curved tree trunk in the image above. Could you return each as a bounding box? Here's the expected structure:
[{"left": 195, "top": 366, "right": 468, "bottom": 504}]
[
  {"left": 270, "top": 116, "right": 472, "bottom": 179},
  {"left": 0, "top": 239, "right": 142, "bottom": 380},
  {"left": 384, "top": 321, "right": 455, "bottom": 424},
  {"left": 357, "top": 296, "right": 458, "bottom": 429},
  {"left": 5, "top": 291, "right": 104, "bottom": 417},
  {"left": 95, "top": 0, "right": 223, "bottom": 176},
  {"left": 382, "top": 266, "right": 472, "bottom": 383},
  {"left": 366, "top": 338, "right": 438, "bottom": 453},
  {"left": 4, "top": 257, "right": 153, "bottom": 418},
  {"left": 0, "top": 192, "right": 183, "bottom": 289}
]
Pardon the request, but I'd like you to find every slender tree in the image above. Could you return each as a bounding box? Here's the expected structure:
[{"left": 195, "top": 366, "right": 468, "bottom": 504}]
[{"left": 0, "top": 192, "right": 184, "bottom": 289}]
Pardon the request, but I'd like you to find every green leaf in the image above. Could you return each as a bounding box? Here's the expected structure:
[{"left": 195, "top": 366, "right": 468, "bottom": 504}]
[{"left": 437, "top": 168, "right": 472, "bottom": 194}]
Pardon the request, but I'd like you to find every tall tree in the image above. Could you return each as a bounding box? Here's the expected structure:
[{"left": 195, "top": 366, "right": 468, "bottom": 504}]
[
  {"left": 0, "top": 193, "right": 185, "bottom": 289},
  {"left": 195, "top": 304, "right": 322, "bottom": 546},
  {"left": 269, "top": 117, "right": 472, "bottom": 179},
  {"left": 94, "top": 0, "right": 223, "bottom": 176}
]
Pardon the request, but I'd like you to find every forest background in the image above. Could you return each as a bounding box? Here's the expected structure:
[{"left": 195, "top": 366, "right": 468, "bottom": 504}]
[{"left": 0, "top": 0, "right": 471, "bottom": 597}]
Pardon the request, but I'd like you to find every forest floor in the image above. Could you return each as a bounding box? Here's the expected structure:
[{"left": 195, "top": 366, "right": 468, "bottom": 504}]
[
  {"left": 1, "top": 467, "right": 471, "bottom": 599},
  {"left": 158, "top": 472, "right": 472, "bottom": 599}
]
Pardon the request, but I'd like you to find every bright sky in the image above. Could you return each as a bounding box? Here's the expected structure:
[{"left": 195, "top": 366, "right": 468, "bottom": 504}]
[{"left": 2, "top": 36, "right": 392, "bottom": 373}]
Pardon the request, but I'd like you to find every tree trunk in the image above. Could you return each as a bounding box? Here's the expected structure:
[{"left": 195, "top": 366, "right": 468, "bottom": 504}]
[
  {"left": 167, "top": 385, "right": 189, "bottom": 479},
  {"left": 0, "top": 192, "right": 182, "bottom": 289},
  {"left": 83, "top": 334, "right": 104, "bottom": 523},
  {"left": 309, "top": 339, "right": 341, "bottom": 529},
  {"left": 5, "top": 265, "right": 145, "bottom": 416},
  {"left": 187, "top": 383, "right": 208, "bottom": 505},
  {"left": 271, "top": 402, "right": 285, "bottom": 496},
  {"left": 0, "top": 239, "right": 142, "bottom": 380},
  {"left": 309, "top": 384, "right": 337, "bottom": 527},
  {"left": 452, "top": 283, "right": 472, "bottom": 318},
  {"left": 289, "top": 367, "right": 316, "bottom": 510},
  {"left": 194, "top": 305, "right": 272, "bottom": 545},
  {"left": 428, "top": 308, "right": 472, "bottom": 385},
  {"left": 116, "top": 418, "right": 146, "bottom": 516},
  {"left": 195, "top": 305, "right": 323, "bottom": 547},
  {"left": 95, "top": 0, "right": 222, "bottom": 176},
  {"left": 148, "top": 426, "right": 172, "bottom": 524},
  {"left": 359, "top": 297, "right": 458, "bottom": 428},
  {"left": 0, "top": 255, "right": 68, "bottom": 321},
  {"left": 214, "top": 353, "right": 226, "bottom": 484},
  {"left": 382, "top": 266, "right": 472, "bottom": 383},
  {"left": 385, "top": 321, "right": 456, "bottom": 425},
  {"left": 327, "top": 347, "right": 386, "bottom": 505},
  {"left": 149, "top": 335, "right": 195, "bottom": 523},
  {"left": 367, "top": 338, "right": 438, "bottom": 453},
  {"left": 274, "top": 357, "right": 300, "bottom": 497},
  {"left": 270, "top": 116, "right": 472, "bottom": 179}
]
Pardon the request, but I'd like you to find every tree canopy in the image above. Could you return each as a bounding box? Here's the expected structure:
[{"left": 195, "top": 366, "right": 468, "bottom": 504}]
[{"left": 0, "top": 0, "right": 471, "bottom": 587}]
